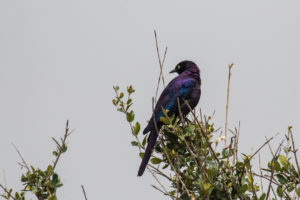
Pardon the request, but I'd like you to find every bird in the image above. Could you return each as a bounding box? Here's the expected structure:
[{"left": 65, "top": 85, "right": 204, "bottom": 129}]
[{"left": 138, "top": 60, "right": 201, "bottom": 176}]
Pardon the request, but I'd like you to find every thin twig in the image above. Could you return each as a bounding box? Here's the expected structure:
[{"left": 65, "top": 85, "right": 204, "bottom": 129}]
[
  {"left": 45, "top": 120, "right": 70, "bottom": 182},
  {"left": 0, "top": 184, "right": 16, "bottom": 200},
  {"left": 248, "top": 164, "right": 258, "bottom": 200},
  {"left": 154, "top": 30, "right": 166, "bottom": 87},
  {"left": 266, "top": 136, "right": 275, "bottom": 157},
  {"left": 184, "top": 100, "right": 220, "bottom": 165},
  {"left": 266, "top": 141, "right": 284, "bottom": 200},
  {"left": 258, "top": 153, "right": 264, "bottom": 193},
  {"left": 289, "top": 128, "right": 300, "bottom": 178},
  {"left": 270, "top": 185, "right": 278, "bottom": 200},
  {"left": 234, "top": 122, "right": 240, "bottom": 164},
  {"left": 154, "top": 30, "right": 168, "bottom": 104},
  {"left": 81, "top": 185, "right": 88, "bottom": 200},
  {"left": 11, "top": 143, "right": 31, "bottom": 173},
  {"left": 148, "top": 164, "right": 172, "bottom": 181},
  {"left": 249, "top": 133, "right": 279, "bottom": 160},
  {"left": 177, "top": 98, "right": 185, "bottom": 126},
  {"left": 255, "top": 173, "right": 293, "bottom": 200},
  {"left": 152, "top": 185, "right": 171, "bottom": 197},
  {"left": 148, "top": 166, "right": 174, "bottom": 199},
  {"left": 225, "top": 63, "right": 234, "bottom": 146},
  {"left": 2, "top": 170, "right": 7, "bottom": 189},
  {"left": 160, "top": 135, "right": 191, "bottom": 196},
  {"left": 52, "top": 137, "right": 62, "bottom": 149}
]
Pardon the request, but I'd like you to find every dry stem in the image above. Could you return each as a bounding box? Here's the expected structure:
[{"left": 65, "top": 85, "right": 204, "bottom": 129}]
[
  {"left": 154, "top": 30, "right": 168, "bottom": 104},
  {"left": 12, "top": 143, "right": 31, "bottom": 173},
  {"left": 225, "top": 63, "right": 234, "bottom": 146},
  {"left": 81, "top": 185, "right": 88, "bottom": 200}
]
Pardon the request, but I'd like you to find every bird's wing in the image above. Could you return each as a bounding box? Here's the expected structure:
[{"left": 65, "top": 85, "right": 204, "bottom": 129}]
[{"left": 143, "top": 77, "right": 196, "bottom": 133}]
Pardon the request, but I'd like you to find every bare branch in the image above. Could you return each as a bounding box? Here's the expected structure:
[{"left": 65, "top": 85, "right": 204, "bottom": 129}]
[
  {"left": 2, "top": 170, "right": 7, "bottom": 189},
  {"left": 154, "top": 30, "right": 168, "bottom": 104},
  {"left": 225, "top": 63, "right": 234, "bottom": 146},
  {"left": 81, "top": 185, "right": 88, "bottom": 200},
  {"left": 0, "top": 184, "right": 16, "bottom": 200},
  {"left": 258, "top": 153, "right": 264, "bottom": 193},
  {"left": 266, "top": 140, "right": 284, "bottom": 200},
  {"left": 289, "top": 128, "right": 300, "bottom": 178},
  {"left": 148, "top": 165, "right": 172, "bottom": 181},
  {"left": 11, "top": 143, "right": 31, "bottom": 173},
  {"left": 152, "top": 185, "right": 171, "bottom": 197},
  {"left": 249, "top": 132, "right": 279, "bottom": 160},
  {"left": 148, "top": 166, "right": 174, "bottom": 199}
]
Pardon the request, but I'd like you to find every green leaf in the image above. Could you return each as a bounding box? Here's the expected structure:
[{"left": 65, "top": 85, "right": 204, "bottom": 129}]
[
  {"left": 119, "top": 92, "right": 124, "bottom": 99},
  {"left": 113, "top": 85, "right": 119, "bottom": 91},
  {"left": 131, "top": 141, "right": 139, "bottom": 146},
  {"left": 31, "top": 186, "right": 38, "bottom": 194},
  {"left": 161, "top": 108, "right": 169, "bottom": 117},
  {"left": 296, "top": 184, "right": 300, "bottom": 197},
  {"left": 150, "top": 157, "right": 162, "bottom": 164},
  {"left": 46, "top": 165, "right": 53, "bottom": 175},
  {"left": 127, "top": 98, "right": 132, "bottom": 104},
  {"left": 127, "top": 85, "right": 135, "bottom": 94},
  {"left": 61, "top": 144, "right": 67, "bottom": 153},
  {"left": 52, "top": 173, "right": 59, "bottom": 184},
  {"left": 162, "top": 164, "right": 169, "bottom": 169},
  {"left": 222, "top": 148, "right": 230, "bottom": 158},
  {"left": 276, "top": 174, "right": 287, "bottom": 184},
  {"left": 239, "top": 184, "right": 248, "bottom": 194},
  {"left": 52, "top": 151, "right": 58, "bottom": 156},
  {"left": 139, "top": 152, "right": 144, "bottom": 158},
  {"left": 48, "top": 195, "right": 57, "bottom": 200},
  {"left": 259, "top": 193, "right": 266, "bottom": 200},
  {"left": 274, "top": 160, "right": 281, "bottom": 171},
  {"left": 133, "top": 122, "right": 140, "bottom": 136},
  {"left": 279, "top": 155, "right": 289, "bottom": 168},
  {"left": 126, "top": 110, "right": 135, "bottom": 122},
  {"left": 277, "top": 186, "right": 283, "bottom": 197},
  {"left": 160, "top": 116, "right": 169, "bottom": 125},
  {"left": 142, "top": 135, "right": 147, "bottom": 147},
  {"left": 15, "top": 192, "right": 19, "bottom": 199},
  {"left": 183, "top": 125, "right": 195, "bottom": 137}
]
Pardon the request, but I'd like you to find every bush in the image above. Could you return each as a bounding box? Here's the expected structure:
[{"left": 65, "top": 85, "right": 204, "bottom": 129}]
[{"left": 113, "top": 85, "right": 300, "bottom": 200}]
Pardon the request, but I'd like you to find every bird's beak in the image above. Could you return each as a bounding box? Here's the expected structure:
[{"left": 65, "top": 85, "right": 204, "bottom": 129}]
[{"left": 169, "top": 69, "right": 176, "bottom": 73}]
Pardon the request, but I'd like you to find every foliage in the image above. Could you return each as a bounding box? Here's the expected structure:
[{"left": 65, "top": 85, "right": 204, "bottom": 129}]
[
  {"left": 0, "top": 121, "right": 71, "bottom": 200},
  {"left": 113, "top": 85, "right": 300, "bottom": 200}
]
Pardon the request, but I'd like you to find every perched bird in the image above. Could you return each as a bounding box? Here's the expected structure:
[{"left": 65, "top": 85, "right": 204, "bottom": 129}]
[{"left": 138, "top": 60, "right": 201, "bottom": 176}]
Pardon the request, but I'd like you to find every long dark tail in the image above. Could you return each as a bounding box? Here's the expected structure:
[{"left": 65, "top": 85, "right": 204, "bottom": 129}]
[{"left": 137, "top": 130, "right": 158, "bottom": 176}]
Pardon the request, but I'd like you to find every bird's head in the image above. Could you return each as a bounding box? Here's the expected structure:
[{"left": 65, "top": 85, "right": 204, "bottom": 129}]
[{"left": 170, "top": 60, "right": 199, "bottom": 74}]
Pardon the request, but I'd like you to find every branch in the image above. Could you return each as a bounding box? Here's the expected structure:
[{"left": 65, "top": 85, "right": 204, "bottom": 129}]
[
  {"left": 249, "top": 132, "right": 279, "bottom": 160},
  {"left": 266, "top": 141, "right": 284, "bottom": 200},
  {"left": 0, "top": 184, "right": 16, "bottom": 200},
  {"left": 11, "top": 143, "right": 31, "bottom": 173},
  {"left": 184, "top": 100, "right": 220, "bottom": 165},
  {"left": 154, "top": 30, "right": 168, "bottom": 104},
  {"left": 289, "top": 128, "right": 300, "bottom": 178},
  {"left": 45, "top": 120, "right": 71, "bottom": 182},
  {"left": 81, "top": 185, "right": 88, "bottom": 200},
  {"left": 225, "top": 63, "right": 234, "bottom": 146}
]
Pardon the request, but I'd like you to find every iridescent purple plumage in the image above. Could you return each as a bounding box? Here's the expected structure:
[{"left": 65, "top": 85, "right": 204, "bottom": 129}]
[{"left": 138, "top": 60, "right": 201, "bottom": 176}]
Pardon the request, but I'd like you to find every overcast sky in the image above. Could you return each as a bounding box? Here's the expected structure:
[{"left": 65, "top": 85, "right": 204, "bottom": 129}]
[{"left": 1, "top": 0, "right": 300, "bottom": 199}]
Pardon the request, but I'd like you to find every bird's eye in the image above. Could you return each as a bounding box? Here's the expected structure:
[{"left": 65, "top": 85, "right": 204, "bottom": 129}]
[{"left": 177, "top": 65, "right": 181, "bottom": 70}]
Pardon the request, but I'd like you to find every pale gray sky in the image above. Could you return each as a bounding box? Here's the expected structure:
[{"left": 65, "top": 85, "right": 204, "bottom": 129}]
[{"left": 1, "top": 0, "right": 300, "bottom": 199}]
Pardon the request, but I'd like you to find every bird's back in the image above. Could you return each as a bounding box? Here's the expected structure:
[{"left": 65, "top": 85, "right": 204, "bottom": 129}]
[{"left": 143, "top": 72, "right": 200, "bottom": 134}]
